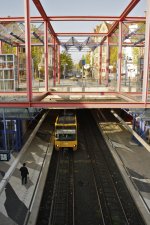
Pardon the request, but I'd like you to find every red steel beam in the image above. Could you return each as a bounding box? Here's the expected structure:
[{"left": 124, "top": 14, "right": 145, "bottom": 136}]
[
  {"left": 32, "top": 0, "right": 59, "bottom": 44},
  {"left": 48, "top": 16, "right": 119, "bottom": 21},
  {"left": 24, "top": 0, "right": 32, "bottom": 102},
  {"left": 0, "top": 101, "right": 149, "bottom": 109},
  {"left": 124, "top": 17, "right": 145, "bottom": 22},
  {"left": 32, "top": 0, "right": 49, "bottom": 21},
  {"left": 120, "top": 0, "right": 140, "bottom": 20},
  {"left": 0, "top": 16, "right": 145, "bottom": 23},
  {"left": 100, "top": 0, "right": 141, "bottom": 44},
  {"left": 50, "top": 16, "right": 145, "bottom": 22},
  {"left": 52, "top": 37, "right": 56, "bottom": 86},
  {"left": 44, "top": 20, "right": 48, "bottom": 92},
  {"left": 57, "top": 32, "right": 107, "bottom": 36},
  {"left": 99, "top": 45, "right": 102, "bottom": 85},
  {"left": 57, "top": 45, "right": 60, "bottom": 84},
  {"left": 0, "top": 16, "right": 43, "bottom": 22},
  {"left": 19, "top": 43, "right": 53, "bottom": 46},
  {"left": 0, "top": 41, "right": 2, "bottom": 54},
  {"left": 0, "top": 91, "right": 145, "bottom": 96},
  {"left": 48, "top": 91, "right": 117, "bottom": 95}
]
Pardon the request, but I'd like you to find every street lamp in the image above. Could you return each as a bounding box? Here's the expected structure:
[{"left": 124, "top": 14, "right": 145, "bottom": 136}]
[{"left": 38, "top": 64, "right": 42, "bottom": 79}]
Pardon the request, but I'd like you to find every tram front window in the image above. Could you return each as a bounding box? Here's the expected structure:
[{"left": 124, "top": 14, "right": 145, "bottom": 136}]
[{"left": 56, "top": 133, "right": 76, "bottom": 141}]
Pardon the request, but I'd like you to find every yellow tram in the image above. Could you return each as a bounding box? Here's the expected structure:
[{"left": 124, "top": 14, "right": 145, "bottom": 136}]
[{"left": 54, "top": 113, "right": 77, "bottom": 151}]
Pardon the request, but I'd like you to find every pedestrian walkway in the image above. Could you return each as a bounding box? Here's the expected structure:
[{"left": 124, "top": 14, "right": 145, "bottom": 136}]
[
  {"left": 0, "top": 134, "right": 53, "bottom": 225},
  {"left": 99, "top": 120, "right": 150, "bottom": 225}
]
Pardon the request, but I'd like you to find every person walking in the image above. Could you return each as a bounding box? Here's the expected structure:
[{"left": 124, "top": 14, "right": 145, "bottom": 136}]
[{"left": 20, "top": 163, "right": 29, "bottom": 185}]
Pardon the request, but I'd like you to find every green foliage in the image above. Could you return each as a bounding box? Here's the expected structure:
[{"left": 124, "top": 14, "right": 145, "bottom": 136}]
[
  {"left": 31, "top": 46, "right": 43, "bottom": 71},
  {"left": 74, "top": 63, "right": 80, "bottom": 70},
  {"left": 110, "top": 46, "right": 118, "bottom": 68},
  {"left": 81, "top": 53, "right": 90, "bottom": 64},
  {"left": 60, "top": 51, "right": 73, "bottom": 74},
  {"left": 130, "top": 22, "right": 145, "bottom": 43},
  {"left": 130, "top": 23, "right": 145, "bottom": 65},
  {"left": 78, "top": 53, "right": 91, "bottom": 69},
  {"left": 85, "top": 53, "right": 90, "bottom": 64},
  {"left": 132, "top": 47, "right": 140, "bottom": 65},
  {"left": 2, "top": 43, "right": 16, "bottom": 54},
  {"left": 2, "top": 43, "right": 43, "bottom": 69},
  {"left": 137, "top": 22, "right": 145, "bottom": 33},
  {"left": 78, "top": 60, "right": 82, "bottom": 69},
  {"left": 2, "top": 43, "right": 43, "bottom": 79}
]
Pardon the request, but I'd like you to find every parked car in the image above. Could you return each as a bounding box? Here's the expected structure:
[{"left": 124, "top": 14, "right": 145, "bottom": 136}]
[{"left": 76, "top": 73, "right": 81, "bottom": 78}]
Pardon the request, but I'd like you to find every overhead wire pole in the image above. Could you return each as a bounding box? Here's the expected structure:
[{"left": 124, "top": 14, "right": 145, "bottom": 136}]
[
  {"left": 142, "top": 0, "right": 150, "bottom": 103},
  {"left": 24, "top": 0, "right": 32, "bottom": 102}
]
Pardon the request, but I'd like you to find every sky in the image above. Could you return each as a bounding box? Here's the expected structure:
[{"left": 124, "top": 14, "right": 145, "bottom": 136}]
[
  {"left": 0, "top": 0, "right": 148, "bottom": 62},
  {"left": 0, "top": 0, "right": 147, "bottom": 17}
]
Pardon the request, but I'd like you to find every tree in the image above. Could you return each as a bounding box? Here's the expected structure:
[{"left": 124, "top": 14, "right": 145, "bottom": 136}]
[
  {"left": 31, "top": 46, "right": 43, "bottom": 78},
  {"left": 2, "top": 43, "right": 16, "bottom": 54},
  {"left": 110, "top": 46, "right": 118, "bottom": 71},
  {"left": 60, "top": 51, "right": 73, "bottom": 75},
  {"left": 85, "top": 53, "right": 91, "bottom": 65},
  {"left": 131, "top": 23, "right": 145, "bottom": 65},
  {"left": 132, "top": 47, "right": 140, "bottom": 65}
]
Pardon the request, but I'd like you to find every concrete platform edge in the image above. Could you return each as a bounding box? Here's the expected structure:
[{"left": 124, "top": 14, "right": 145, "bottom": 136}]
[
  {"left": 92, "top": 113, "right": 150, "bottom": 225},
  {"left": 0, "top": 112, "right": 48, "bottom": 196},
  {"left": 25, "top": 143, "right": 54, "bottom": 225}
]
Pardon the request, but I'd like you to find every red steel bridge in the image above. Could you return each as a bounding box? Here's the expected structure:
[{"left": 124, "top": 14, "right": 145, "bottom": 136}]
[{"left": 0, "top": 0, "right": 150, "bottom": 109}]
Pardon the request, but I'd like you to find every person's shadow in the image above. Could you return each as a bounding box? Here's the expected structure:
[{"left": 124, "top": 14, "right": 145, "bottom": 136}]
[{"left": 0, "top": 171, "right": 28, "bottom": 225}]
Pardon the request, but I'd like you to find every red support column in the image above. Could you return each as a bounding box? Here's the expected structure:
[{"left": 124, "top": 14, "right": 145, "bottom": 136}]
[
  {"left": 16, "top": 46, "right": 20, "bottom": 88},
  {"left": 142, "top": 4, "right": 150, "bottom": 103},
  {"left": 0, "top": 41, "right": 2, "bottom": 54},
  {"left": 24, "top": 0, "right": 32, "bottom": 101},
  {"left": 57, "top": 45, "right": 61, "bottom": 84},
  {"left": 55, "top": 44, "right": 57, "bottom": 83},
  {"left": 117, "top": 21, "right": 122, "bottom": 92},
  {"left": 53, "top": 37, "right": 56, "bottom": 86},
  {"left": 44, "top": 20, "right": 48, "bottom": 91},
  {"left": 99, "top": 45, "right": 102, "bottom": 85},
  {"left": 105, "top": 37, "right": 110, "bottom": 87}
]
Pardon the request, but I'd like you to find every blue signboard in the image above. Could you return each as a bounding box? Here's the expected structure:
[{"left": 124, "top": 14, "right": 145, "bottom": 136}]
[{"left": 82, "top": 59, "right": 86, "bottom": 66}]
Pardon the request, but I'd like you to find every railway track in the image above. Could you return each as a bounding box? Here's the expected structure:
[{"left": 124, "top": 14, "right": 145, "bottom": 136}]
[
  {"left": 49, "top": 150, "right": 74, "bottom": 225},
  {"left": 78, "top": 109, "right": 145, "bottom": 225},
  {"left": 36, "top": 109, "right": 145, "bottom": 225},
  {"left": 37, "top": 150, "right": 74, "bottom": 225}
]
